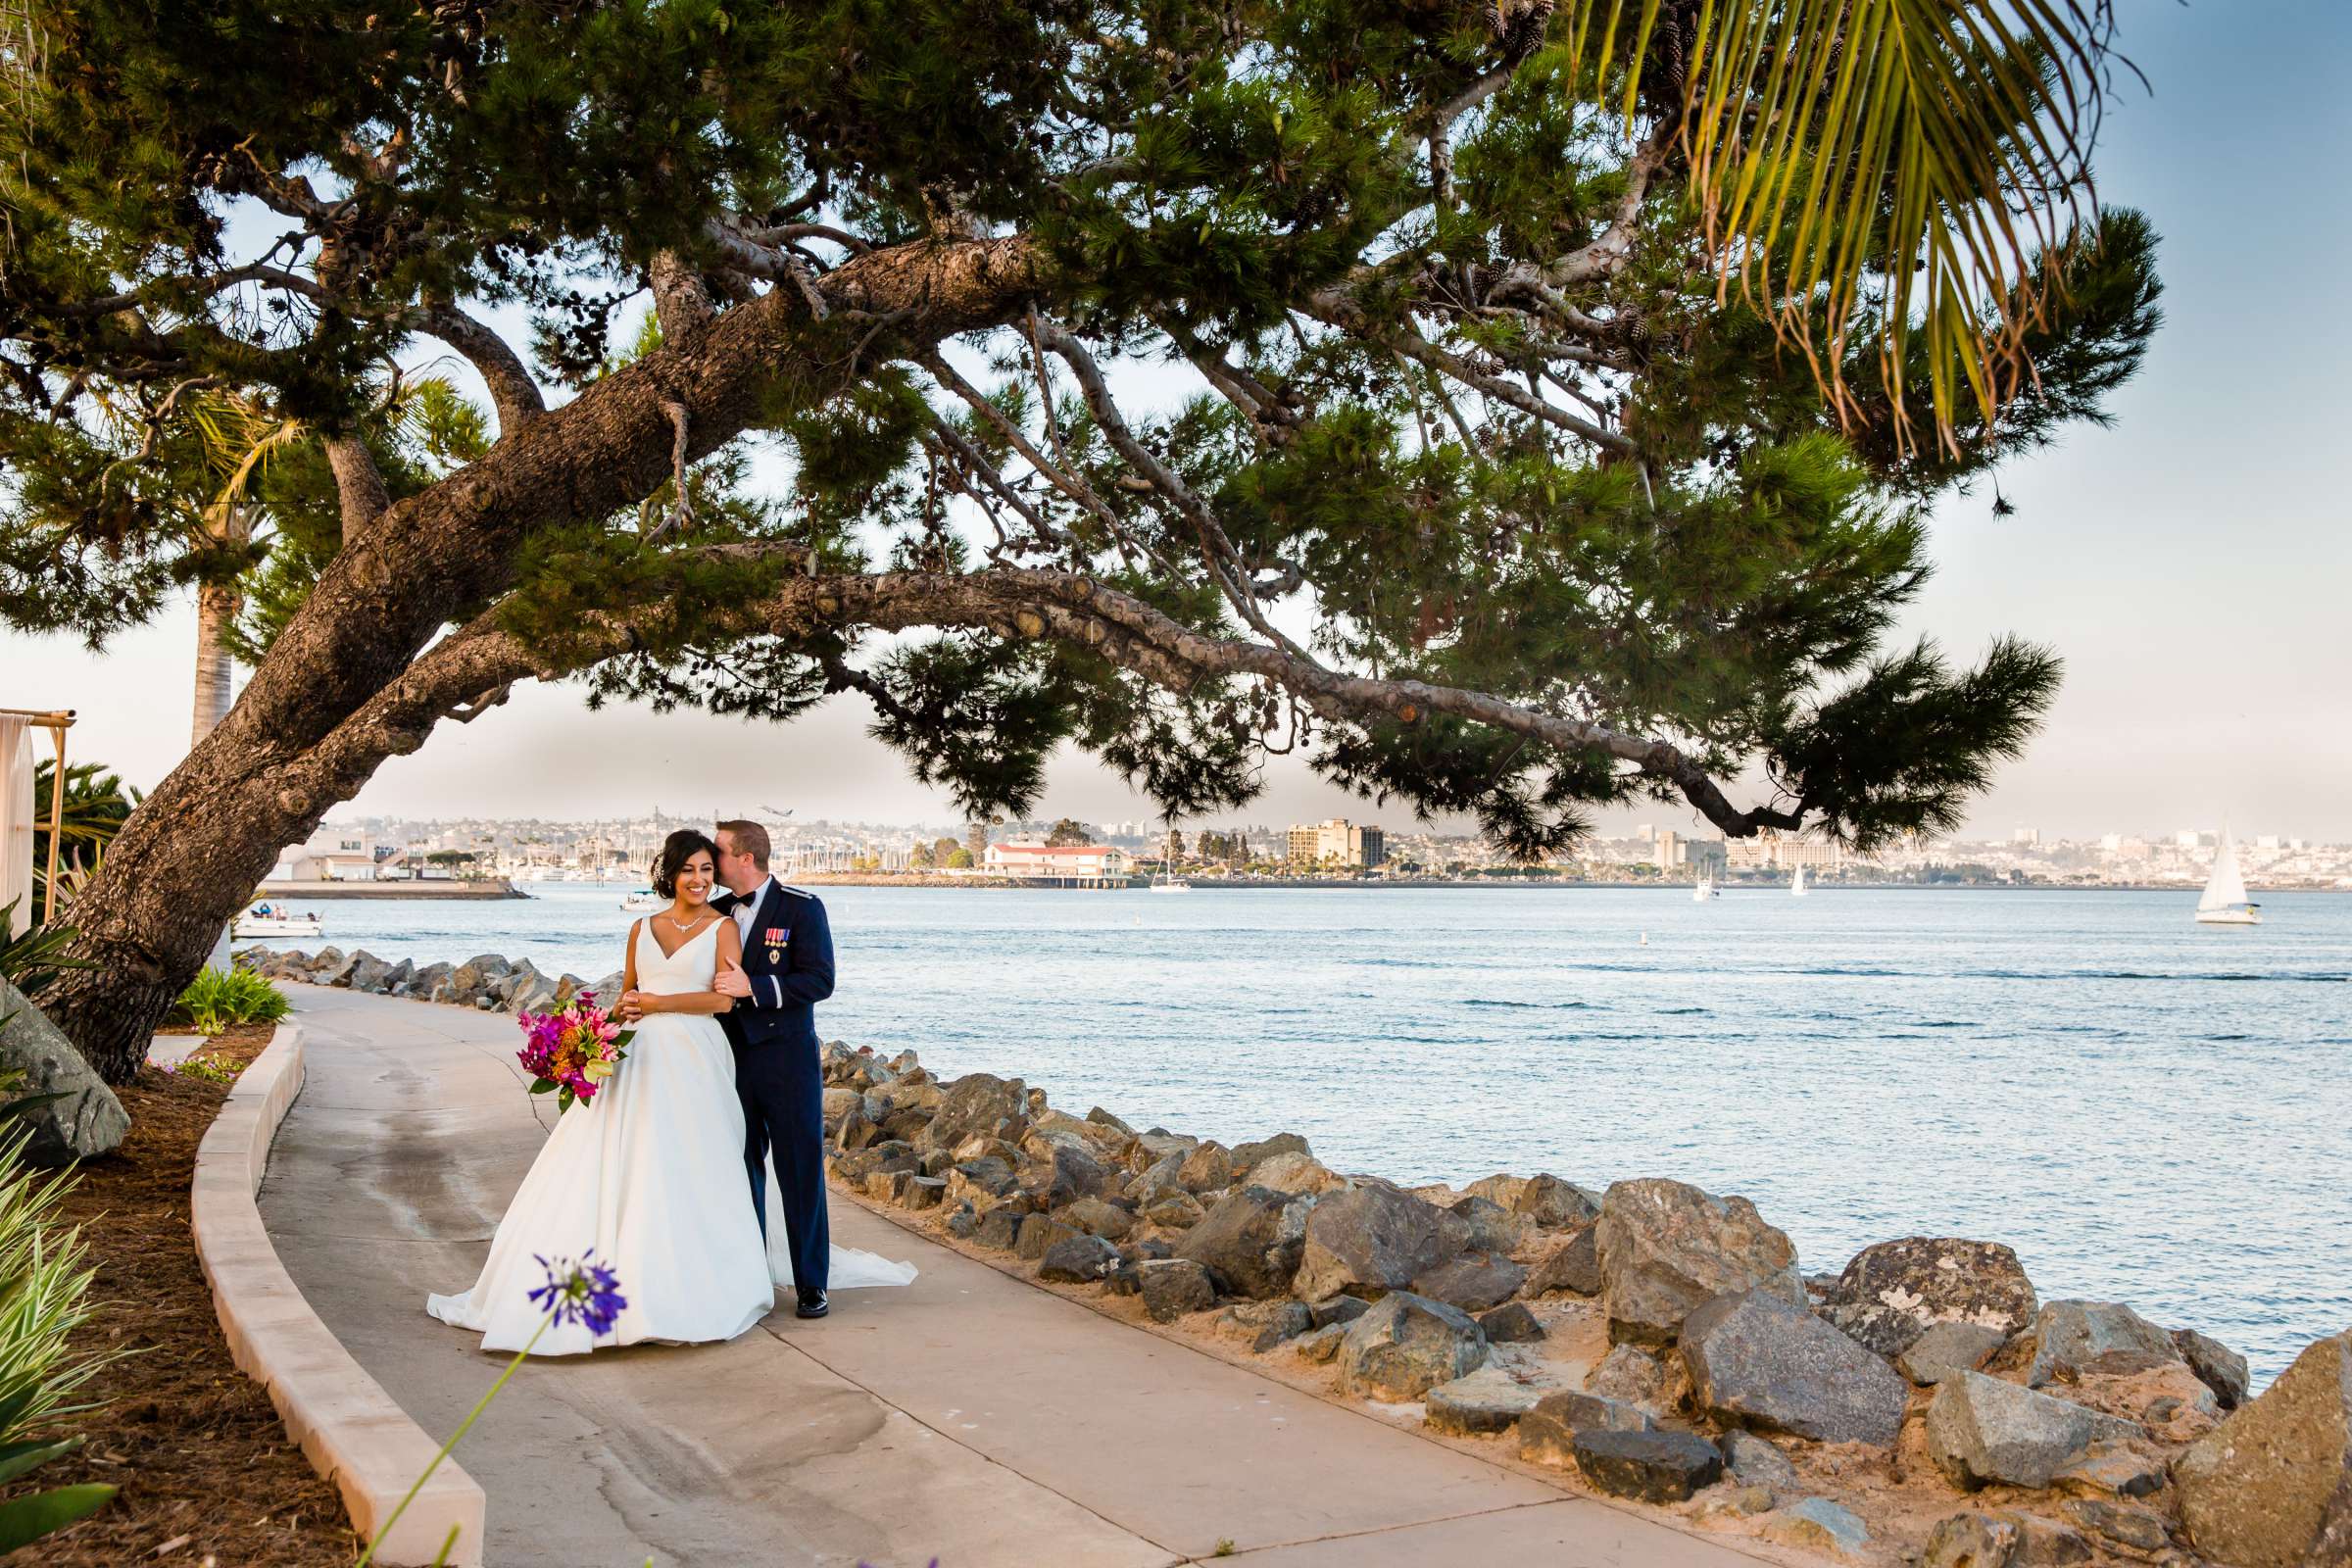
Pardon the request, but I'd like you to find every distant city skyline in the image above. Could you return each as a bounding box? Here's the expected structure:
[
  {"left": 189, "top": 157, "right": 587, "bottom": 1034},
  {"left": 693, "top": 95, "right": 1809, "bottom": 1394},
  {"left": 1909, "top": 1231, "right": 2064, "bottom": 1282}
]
[{"left": 7, "top": 3, "right": 2348, "bottom": 842}]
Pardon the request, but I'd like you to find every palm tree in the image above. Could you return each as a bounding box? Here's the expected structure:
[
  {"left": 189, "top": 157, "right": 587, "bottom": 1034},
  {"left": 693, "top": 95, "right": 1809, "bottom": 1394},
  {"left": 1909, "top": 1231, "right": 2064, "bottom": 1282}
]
[
  {"left": 1561, "top": 0, "right": 2128, "bottom": 450},
  {"left": 30, "top": 760, "right": 140, "bottom": 916}
]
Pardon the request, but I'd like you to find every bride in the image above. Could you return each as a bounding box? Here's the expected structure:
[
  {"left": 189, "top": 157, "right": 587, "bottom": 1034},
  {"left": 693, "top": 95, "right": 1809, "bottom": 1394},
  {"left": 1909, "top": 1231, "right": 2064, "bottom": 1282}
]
[{"left": 427, "top": 829, "right": 911, "bottom": 1354}]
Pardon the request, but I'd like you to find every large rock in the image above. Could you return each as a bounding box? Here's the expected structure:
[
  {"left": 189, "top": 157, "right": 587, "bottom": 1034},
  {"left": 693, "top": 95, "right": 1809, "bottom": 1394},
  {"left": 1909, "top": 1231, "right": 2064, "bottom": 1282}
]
[
  {"left": 1447, "top": 1196, "right": 1532, "bottom": 1254},
  {"left": 1721, "top": 1430, "right": 1802, "bottom": 1492},
  {"left": 1594, "top": 1178, "right": 1801, "bottom": 1346},
  {"left": 1763, "top": 1498, "right": 1870, "bottom": 1559},
  {"left": 1514, "top": 1174, "right": 1601, "bottom": 1229},
  {"left": 1410, "top": 1252, "right": 1526, "bottom": 1313},
  {"left": 1525, "top": 1225, "right": 1602, "bottom": 1297},
  {"left": 1245, "top": 1150, "right": 1348, "bottom": 1197},
  {"left": 1923, "top": 1511, "right": 2095, "bottom": 1568},
  {"left": 1925, "top": 1371, "right": 2140, "bottom": 1491},
  {"left": 1038, "top": 1234, "right": 1120, "bottom": 1283},
  {"left": 1824, "top": 1237, "right": 2038, "bottom": 1356},
  {"left": 1681, "top": 1288, "right": 1912, "bottom": 1446},
  {"left": 2021, "top": 1299, "right": 2182, "bottom": 1386},
  {"left": 1018, "top": 1144, "right": 1105, "bottom": 1207},
  {"left": 1570, "top": 1428, "right": 1723, "bottom": 1503},
  {"left": 921, "top": 1072, "right": 1030, "bottom": 1152},
  {"left": 1336, "top": 1292, "right": 1487, "bottom": 1400},
  {"left": 1425, "top": 1366, "right": 1554, "bottom": 1435},
  {"left": 1176, "top": 1140, "right": 1234, "bottom": 1193},
  {"left": 1478, "top": 1302, "right": 1545, "bottom": 1344},
  {"left": 1900, "top": 1321, "right": 2011, "bottom": 1387},
  {"left": 1138, "top": 1258, "right": 1217, "bottom": 1322},
  {"left": 2171, "top": 1326, "right": 2250, "bottom": 1411},
  {"left": 1229, "top": 1132, "right": 1311, "bottom": 1179},
  {"left": 1294, "top": 1185, "right": 1469, "bottom": 1302},
  {"left": 0, "top": 977, "right": 128, "bottom": 1164},
  {"left": 1586, "top": 1344, "right": 1669, "bottom": 1408},
  {"left": 1174, "top": 1185, "right": 1312, "bottom": 1299},
  {"left": 2174, "top": 1328, "right": 2352, "bottom": 1568},
  {"left": 1058, "top": 1197, "right": 1134, "bottom": 1241}
]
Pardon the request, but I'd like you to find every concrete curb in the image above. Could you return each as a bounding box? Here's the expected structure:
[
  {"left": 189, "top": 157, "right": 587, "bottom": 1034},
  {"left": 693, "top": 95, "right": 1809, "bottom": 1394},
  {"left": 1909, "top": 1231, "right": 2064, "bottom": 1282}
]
[{"left": 191, "top": 1021, "right": 487, "bottom": 1566}]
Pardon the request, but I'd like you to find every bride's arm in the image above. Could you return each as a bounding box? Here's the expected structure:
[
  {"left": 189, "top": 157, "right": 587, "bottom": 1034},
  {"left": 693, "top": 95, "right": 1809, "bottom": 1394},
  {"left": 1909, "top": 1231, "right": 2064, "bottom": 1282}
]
[{"left": 632, "top": 921, "right": 741, "bottom": 1016}]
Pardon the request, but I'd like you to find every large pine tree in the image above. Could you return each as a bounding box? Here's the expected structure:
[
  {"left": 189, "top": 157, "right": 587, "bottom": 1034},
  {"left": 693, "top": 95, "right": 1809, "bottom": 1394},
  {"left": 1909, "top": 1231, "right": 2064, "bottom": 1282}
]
[{"left": 2, "top": 1, "right": 2159, "bottom": 1082}]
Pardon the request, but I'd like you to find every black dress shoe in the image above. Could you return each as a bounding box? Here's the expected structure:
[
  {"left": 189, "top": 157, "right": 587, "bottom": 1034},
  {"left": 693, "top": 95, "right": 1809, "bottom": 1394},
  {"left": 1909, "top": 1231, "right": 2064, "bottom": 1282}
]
[{"left": 795, "top": 1287, "right": 829, "bottom": 1319}]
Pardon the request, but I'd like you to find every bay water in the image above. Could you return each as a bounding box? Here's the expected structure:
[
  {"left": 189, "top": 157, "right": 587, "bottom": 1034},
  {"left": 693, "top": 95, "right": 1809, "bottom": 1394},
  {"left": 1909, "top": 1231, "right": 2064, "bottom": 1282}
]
[{"left": 271, "top": 883, "right": 2351, "bottom": 1385}]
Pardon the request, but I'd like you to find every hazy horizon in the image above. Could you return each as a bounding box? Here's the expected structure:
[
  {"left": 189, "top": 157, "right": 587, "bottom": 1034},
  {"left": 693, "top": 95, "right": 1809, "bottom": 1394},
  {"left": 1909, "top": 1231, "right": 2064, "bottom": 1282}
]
[{"left": 8, "top": 1, "right": 2347, "bottom": 843}]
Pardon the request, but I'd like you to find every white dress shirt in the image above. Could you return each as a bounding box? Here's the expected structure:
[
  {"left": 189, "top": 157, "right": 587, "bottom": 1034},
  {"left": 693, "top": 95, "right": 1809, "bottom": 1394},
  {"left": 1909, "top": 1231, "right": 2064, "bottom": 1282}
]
[{"left": 730, "top": 874, "right": 774, "bottom": 947}]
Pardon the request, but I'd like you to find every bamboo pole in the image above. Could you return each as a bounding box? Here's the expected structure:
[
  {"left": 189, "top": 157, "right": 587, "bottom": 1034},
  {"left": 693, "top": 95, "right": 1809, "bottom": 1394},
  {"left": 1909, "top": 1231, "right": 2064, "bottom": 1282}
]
[{"left": 1, "top": 707, "right": 76, "bottom": 925}]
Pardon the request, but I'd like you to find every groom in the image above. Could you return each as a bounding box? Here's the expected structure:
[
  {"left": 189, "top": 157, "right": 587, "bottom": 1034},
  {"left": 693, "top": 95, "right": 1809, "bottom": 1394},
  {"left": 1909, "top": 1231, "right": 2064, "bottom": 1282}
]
[{"left": 710, "top": 818, "right": 834, "bottom": 1319}]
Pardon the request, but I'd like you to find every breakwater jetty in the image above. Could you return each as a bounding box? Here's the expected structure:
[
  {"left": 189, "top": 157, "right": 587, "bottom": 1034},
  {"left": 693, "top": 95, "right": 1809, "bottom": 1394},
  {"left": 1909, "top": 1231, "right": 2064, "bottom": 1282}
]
[
  {"left": 252, "top": 878, "right": 526, "bottom": 901},
  {"left": 239, "top": 943, "right": 2348, "bottom": 1568}
]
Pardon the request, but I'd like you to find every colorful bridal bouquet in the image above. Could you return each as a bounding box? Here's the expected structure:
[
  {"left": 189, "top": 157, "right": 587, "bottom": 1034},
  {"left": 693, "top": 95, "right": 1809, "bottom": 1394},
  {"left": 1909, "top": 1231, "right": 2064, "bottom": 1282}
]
[{"left": 514, "top": 992, "right": 633, "bottom": 1110}]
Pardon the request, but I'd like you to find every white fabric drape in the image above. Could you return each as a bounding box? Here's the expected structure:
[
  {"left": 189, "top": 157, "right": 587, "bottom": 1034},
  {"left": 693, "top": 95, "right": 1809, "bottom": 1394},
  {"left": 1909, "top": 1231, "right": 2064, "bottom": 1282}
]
[{"left": 0, "top": 716, "right": 32, "bottom": 937}]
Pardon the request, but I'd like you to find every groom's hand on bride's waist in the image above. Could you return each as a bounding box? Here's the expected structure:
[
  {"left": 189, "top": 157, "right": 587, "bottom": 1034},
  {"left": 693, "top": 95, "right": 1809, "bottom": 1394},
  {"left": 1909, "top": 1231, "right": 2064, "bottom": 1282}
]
[{"left": 713, "top": 957, "right": 753, "bottom": 999}]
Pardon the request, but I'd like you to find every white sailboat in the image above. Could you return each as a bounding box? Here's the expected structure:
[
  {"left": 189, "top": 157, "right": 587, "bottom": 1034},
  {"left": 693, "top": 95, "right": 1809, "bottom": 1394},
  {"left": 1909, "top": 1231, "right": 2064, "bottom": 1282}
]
[
  {"left": 2194, "top": 828, "right": 2260, "bottom": 925},
  {"left": 1791, "top": 864, "right": 1809, "bottom": 898},
  {"left": 1148, "top": 871, "right": 1193, "bottom": 894},
  {"left": 1692, "top": 870, "right": 1717, "bottom": 902}
]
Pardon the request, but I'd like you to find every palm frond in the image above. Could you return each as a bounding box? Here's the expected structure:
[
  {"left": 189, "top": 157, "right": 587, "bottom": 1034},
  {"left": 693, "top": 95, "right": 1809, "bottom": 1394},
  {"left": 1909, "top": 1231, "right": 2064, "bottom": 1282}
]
[{"left": 1566, "top": 0, "right": 2125, "bottom": 454}]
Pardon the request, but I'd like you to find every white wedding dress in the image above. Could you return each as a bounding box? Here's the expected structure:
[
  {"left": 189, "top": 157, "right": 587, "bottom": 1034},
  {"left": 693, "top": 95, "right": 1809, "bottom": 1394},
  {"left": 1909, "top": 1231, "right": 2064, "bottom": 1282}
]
[{"left": 427, "top": 918, "right": 911, "bottom": 1354}]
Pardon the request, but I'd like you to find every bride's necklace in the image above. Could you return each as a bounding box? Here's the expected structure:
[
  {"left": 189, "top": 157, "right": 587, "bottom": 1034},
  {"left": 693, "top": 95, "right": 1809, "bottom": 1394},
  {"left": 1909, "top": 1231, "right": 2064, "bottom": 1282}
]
[{"left": 661, "top": 910, "right": 708, "bottom": 934}]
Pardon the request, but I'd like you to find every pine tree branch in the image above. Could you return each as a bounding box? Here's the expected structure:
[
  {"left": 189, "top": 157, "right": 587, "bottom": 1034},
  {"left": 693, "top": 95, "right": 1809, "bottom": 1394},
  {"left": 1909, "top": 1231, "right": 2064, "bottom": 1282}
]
[
  {"left": 323, "top": 434, "right": 390, "bottom": 543},
  {"left": 413, "top": 304, "right": 546, "bottom": 432}
]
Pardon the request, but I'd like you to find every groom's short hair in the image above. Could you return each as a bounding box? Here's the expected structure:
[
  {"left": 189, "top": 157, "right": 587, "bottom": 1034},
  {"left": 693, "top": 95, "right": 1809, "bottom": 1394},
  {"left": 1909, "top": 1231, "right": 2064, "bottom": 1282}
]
[{"left": 716, "top": 818, "right": 770, "bottom": 870}]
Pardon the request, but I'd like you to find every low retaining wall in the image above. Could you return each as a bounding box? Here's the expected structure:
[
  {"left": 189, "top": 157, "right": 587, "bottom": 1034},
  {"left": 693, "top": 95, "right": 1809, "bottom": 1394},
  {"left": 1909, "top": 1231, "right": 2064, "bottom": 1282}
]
[{"left": 189, "top": 1022, "right": 488, "bottom": 1566}]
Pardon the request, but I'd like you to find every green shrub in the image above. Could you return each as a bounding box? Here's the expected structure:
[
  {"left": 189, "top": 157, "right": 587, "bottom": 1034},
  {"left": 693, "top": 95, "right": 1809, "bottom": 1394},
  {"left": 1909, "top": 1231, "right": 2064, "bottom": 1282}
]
[
  {"left": 0, "top": 1102, "right": 121, "bottom": 1549},
  {"left": 171, "top": 968, "right": 291, "bottom": 1036}
]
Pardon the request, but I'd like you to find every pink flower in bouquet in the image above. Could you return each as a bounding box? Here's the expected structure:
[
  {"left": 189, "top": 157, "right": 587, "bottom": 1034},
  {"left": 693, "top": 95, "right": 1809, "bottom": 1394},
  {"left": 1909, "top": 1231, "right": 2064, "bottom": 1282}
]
[{"left": 514, "top": 992, "right": 633, "bottom": 1111}]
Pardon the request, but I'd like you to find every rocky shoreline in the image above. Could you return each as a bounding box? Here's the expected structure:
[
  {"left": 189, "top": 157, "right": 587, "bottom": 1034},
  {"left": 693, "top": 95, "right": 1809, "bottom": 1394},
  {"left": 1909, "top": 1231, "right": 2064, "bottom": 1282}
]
[{"left": 241, "top": 945, "right": 2348, "bottom": 1568}]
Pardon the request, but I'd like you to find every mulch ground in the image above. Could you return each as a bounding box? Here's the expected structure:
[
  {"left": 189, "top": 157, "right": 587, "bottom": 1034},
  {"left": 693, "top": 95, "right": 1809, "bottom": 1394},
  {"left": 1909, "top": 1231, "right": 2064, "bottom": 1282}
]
[{"left": 3, "top": 1022, "right": 358, "bottom": 1566}]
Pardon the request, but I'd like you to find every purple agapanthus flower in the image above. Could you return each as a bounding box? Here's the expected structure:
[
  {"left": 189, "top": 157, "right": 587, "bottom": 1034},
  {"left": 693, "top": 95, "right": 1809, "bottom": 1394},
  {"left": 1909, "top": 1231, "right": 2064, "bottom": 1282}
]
[{"left": 528, "top": 1250, "right": 628, "bottom": 1337}]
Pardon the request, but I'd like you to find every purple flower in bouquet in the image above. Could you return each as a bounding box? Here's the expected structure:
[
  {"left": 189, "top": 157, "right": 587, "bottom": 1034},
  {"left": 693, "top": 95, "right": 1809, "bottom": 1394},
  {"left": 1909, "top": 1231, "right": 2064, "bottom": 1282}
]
[{"left": 529, "top": 1250, "right": 627, "bottom": 1337}]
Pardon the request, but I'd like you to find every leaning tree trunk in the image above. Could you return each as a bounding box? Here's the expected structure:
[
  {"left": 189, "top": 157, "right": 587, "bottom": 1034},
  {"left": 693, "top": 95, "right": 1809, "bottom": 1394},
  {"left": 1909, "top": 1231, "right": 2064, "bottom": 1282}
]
[{"left": 33, "top": 236, "right": 1044, "bottom": 1083}]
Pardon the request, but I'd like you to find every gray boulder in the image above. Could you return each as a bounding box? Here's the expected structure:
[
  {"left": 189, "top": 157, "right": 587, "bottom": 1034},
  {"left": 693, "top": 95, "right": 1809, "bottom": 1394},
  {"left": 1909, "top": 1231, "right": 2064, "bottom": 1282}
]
[
  {"left": 1141, "top": 1192, "right": 1204, "bottom": 1231},
  {"left": 1244, "top": 1150, "right": 1348, "bottom": 1197},
  {"left": 1570, "top": 1428, "right": 1723, "bottom": 1503},
  {"left": 921, "top": 1072, "right": 1030, "bottom": 1152},
  {"left": 974, "top": 1206, "right": 1026, "bottom": 1251},
  {"left": 1923, "top": 1510, "right": 2096, "bottom": 1568},
  {"left": 1293, "top": 1323, "right": 1348, "bottom": 1364},
  {"left": 2022, "top": 1299, "right": 2183, "bottom": 1386},
  {"left": 2048, "top": 1440, "right": 2164, "bottom": 1500},
  {"left": 1176, "top": 1140, "right": 1234, "bottom": 1193},
  {"left": 1514, "top": 1173, "right": 1601, "bottom": 1229},
  {"left": 1039, "top": 1233, "right": 1121, "bottom": 1283},
  {"left": 1410, "top": 1252, "right": 1526, "bottom": 1313},
  {"left": 1138, "top": 1258, "right": 1217, "bottom": 1322},
  {"left": 1594, "top": 1177, "right": 1802, "bottom": 1346},
  {"left": 1018, "top": 1144, "right": 1105, "bottom": 1207},
  {"left": 1174, "top": 1185, "right": 1312, "bottom": 1299},
  {"left": 2174, "top": 1328, "right": 2352, "bottom": 1568},
  {"left": 1058, "top": 1196, "right": 1134, "bottom": 1241},
  {"left": 1762, "top": 1498, "right": 1870, "bottom": 1559},
  {"left": 1229, "top": 1132, "right": 1311, "bottom": 1179},
  {"left": 2057, "top": 1498, "right": 2170, "bottom": 1555},
  {"left": 1518, "top": 1389, "right": 1653, "bottom": 1468},
  {"left": 1681, "top": 1287, "right": 1911, "bottom": 1446},
  {"left": 1447, "top": 1196, "right": 1532, "bottom": 1254},
  {"left": 1585, "top": 1344, "right": 1668, "bottom": 1408},
  {"left": 1294, "top": 1184, "right": 1469, "bottom": 1302},
  {"left": 1925, "top": 1371, "right": 2139, "bottom": 1490},
  {"left": 1309, "top": 1294, "right": 1372, "bottom": 1330},
  {"left": 1425, "top": 1366, "right": 1549, "bottom": 1435},
  {"left": 1524, "top": 1225, "right": 1601, "bottom": 1297},
  {"left": 1336, "top": 1291, "right": 1487, "bottom": 1400},
  {"left": 1720, "top": 1430, "right": 1802, "bottom": 1493},
  {"left": 1899, "top": 1321, "right": 2011, "bottom": 1386},
  {"left": 1477, "top": 1302, "right": 1544, "bottom": 1344},
  {"left": 1824, "top": 1237, "right": 2038, "bottom": 1356},
  {"left": 2171, "top": 1326, "right": 2250, "bottom": 1411},
  {"left": 0, "top": 977, "right": 129, "bottom": 1164}
]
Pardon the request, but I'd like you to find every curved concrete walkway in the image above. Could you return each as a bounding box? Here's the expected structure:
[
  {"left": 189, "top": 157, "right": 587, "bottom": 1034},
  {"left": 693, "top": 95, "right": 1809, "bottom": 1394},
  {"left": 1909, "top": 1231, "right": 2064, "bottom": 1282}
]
[{"left": 262, "top": 985, "right": 1767, "bottom": 1567}]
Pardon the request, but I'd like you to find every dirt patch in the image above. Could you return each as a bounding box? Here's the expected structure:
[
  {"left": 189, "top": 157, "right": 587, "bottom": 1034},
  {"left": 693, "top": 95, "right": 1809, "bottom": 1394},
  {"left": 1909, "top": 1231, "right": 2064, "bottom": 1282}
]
[{"left": 1, "top": 1024, "right": 357, "bottom": 1565}]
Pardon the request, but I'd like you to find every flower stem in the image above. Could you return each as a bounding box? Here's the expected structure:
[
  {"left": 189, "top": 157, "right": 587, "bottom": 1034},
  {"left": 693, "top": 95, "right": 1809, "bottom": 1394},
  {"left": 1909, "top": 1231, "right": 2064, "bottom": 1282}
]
[{"left": 354, "top": 1312, "right": 552, "bottom": 1566}]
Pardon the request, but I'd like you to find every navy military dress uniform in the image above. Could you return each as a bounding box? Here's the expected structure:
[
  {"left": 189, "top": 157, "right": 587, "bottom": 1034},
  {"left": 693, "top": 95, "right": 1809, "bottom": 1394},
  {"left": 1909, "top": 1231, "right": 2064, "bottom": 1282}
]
[{"left": 712, "top": 878, "right": 833, "bottom": 1298}]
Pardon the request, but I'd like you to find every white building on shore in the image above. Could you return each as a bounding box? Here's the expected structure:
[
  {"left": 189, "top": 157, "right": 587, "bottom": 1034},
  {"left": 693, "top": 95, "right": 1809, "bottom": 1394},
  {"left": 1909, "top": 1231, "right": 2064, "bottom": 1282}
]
[
  {"left": 270, "top": 827, "right": 379, "bottom": 883},
  {"left": 981, "top": 841, "right": 1132, "bottom": 885}
]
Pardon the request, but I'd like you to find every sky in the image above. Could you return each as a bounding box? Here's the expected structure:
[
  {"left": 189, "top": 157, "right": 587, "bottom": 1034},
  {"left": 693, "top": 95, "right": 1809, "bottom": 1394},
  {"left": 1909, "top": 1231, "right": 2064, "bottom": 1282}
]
[{"left": 6, "top": 2, "right": 2348, "bottom": 842}]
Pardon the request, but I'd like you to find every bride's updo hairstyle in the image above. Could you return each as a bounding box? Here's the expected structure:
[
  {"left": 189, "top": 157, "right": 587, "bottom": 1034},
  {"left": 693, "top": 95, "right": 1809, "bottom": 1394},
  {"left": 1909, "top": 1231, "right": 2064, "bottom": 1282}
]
[{"left": 651, "top": 828, "right": 718, "bottom": 900}]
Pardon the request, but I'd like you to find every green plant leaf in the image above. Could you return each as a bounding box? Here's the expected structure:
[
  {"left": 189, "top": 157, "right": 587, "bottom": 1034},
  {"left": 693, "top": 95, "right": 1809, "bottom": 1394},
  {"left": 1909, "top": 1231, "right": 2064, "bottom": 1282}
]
[
  {"left": 0, "top": 1434, "right": 78, "bottom": 1485},
  {"left": 0, "top": 1483, "right": 117, "bottom": 1550}
]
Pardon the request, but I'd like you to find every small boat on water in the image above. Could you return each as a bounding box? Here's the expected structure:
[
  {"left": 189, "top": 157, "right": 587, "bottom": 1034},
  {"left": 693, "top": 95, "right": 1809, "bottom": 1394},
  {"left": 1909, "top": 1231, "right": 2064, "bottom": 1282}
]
[
  {"left": 1148, "top": 873, "right": 1193, "bottom": 894},
  {"left": 1791, "top": 865, "right": 1809, "bottom": 897},
  {"left": 1692, "top": 870, "right": 1718, "bottom": 902},
  {"left": 235, "top": 904, "right": 322, "bottom": 940},
  {"left": 620, "top": 890, "right": 664, "bottom": 911},
  {"left": 2194, "top": 827, "right": 2261, "bottom": 925}
]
